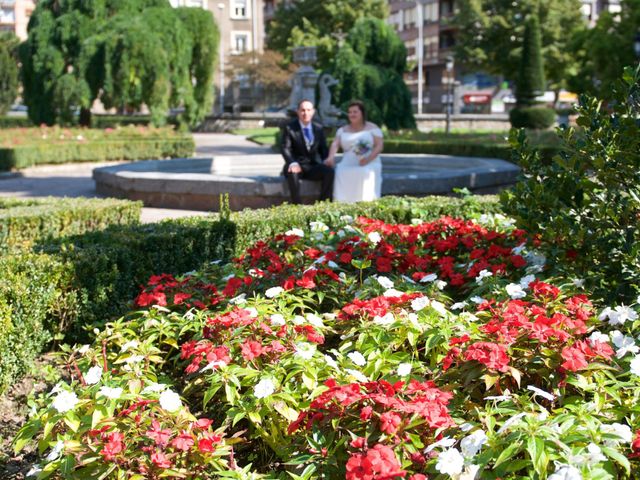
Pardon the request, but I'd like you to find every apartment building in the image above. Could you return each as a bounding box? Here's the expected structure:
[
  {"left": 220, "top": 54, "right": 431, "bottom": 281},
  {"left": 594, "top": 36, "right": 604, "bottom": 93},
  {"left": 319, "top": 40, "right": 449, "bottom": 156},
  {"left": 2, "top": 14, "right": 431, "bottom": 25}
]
[{"left": 0, "top": 0, "right": 35, "bottom": 40}]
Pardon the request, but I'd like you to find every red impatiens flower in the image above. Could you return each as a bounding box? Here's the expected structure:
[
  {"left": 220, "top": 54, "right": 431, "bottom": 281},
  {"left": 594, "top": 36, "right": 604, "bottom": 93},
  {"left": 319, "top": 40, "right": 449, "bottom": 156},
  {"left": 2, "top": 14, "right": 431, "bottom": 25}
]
[
  {"left": 464, "top": 342, "right": 510, "bottom": 372},
  {"left": 145, "top": 420, "right": 173, "bottom": 447},
  {"left": 379, "top": 411, "right": 402, "bottom": 435},
  {"left": 198, "top": 433, "right": 223, "bottom": 453},
  {"left": 346, "top": 444, "right": 406, "bottom": 480},
  {"left": 170, "top": 430, "right": 195, "bottom": 451},
  {"left": 151, "top": 451, "right": 172, "bottom": 469},
  {"left": 100, "top": 431, "right": 125, "bottom": 461},
  {"left": 240, "top": 339, "right": 264, "bottom": 362}
]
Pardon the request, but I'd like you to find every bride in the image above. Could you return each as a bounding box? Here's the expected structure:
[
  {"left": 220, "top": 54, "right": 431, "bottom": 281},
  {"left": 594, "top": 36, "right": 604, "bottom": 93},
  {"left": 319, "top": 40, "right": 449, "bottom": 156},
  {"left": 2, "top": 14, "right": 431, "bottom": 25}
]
[{"left": 325, "top": 100, "right": 384, "bottom": 203}]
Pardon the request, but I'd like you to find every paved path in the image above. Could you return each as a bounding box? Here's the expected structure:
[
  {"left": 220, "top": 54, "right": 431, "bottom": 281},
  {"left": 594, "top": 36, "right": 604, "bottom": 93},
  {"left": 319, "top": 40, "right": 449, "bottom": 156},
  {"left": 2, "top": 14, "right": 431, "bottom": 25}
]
[{"left": 0, "top": 134, "right": 273, "bottom": 223}]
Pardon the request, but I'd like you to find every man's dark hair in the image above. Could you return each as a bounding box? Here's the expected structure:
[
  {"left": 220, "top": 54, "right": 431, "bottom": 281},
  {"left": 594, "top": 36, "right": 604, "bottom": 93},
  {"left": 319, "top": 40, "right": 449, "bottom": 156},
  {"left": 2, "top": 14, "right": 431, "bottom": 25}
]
[{"left": 297, "top": 99, "right": 314, "bottom": 109}]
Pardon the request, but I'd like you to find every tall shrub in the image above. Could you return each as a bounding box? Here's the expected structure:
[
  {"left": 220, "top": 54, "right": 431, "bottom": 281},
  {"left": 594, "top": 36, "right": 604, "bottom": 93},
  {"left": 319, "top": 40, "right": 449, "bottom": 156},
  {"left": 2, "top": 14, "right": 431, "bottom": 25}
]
[
  {"left": 501, "top": 66, "right": 640, "bottom": 302},
  {"left": 0, "top": 32, "right": 19, "bottom": 115}
]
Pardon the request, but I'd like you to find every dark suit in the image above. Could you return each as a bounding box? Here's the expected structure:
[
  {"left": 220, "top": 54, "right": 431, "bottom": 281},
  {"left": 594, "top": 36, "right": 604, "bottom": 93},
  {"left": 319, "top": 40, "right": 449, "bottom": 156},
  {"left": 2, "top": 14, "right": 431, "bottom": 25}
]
[{"left": 281, "top": 120, "right": 334, "bottom": 204}]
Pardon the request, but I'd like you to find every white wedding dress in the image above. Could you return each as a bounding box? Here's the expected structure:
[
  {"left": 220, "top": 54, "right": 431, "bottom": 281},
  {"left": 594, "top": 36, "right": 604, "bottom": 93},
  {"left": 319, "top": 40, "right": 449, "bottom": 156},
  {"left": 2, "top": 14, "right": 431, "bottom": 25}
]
[{"left": 333, "top": 127, "right": 383, "bottom": 203}]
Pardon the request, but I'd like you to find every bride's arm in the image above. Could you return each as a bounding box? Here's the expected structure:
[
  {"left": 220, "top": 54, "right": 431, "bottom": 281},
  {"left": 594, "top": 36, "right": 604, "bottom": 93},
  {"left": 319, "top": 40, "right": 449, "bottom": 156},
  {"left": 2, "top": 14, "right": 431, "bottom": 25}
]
[
  {"left": 360, "top": 130, "right": 384, "bottom": 166},
  {"left": 325, "top": 130, "right": 342, "bottom": 167}
]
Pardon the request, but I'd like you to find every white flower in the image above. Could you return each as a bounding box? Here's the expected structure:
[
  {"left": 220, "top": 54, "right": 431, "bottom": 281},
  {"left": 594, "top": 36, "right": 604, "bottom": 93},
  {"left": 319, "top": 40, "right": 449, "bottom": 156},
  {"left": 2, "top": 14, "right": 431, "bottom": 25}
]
[
  {"left": 348, "top": 351, "right": 367, "bottom": 366},
  {"left": 142, "top": 383, "right": 167, "bottom": 394},
  {"left": 435, "top": 448, "right": 465, "bottom": 475},
  {"left": 265, "top": 286, "right": 284, "bottom": 298},
  {"left": 435, "top": 280, "right": 447, "bottom": 290},
  {"left": 292, "top": 315, "right": 306, "bottom": 325},
  {"left": 309, "top": 221, "right": 329, "bottom": 232},
  {"left": 610, "top": 330, "right": 639, "bottom": 358},
  {"left": 373, "top": 312, "right": 395, "bottom": 326},
  {"left": 451, "top": 301, "right": 468, "bottom": 310},
  {"left": 125, "top": 354, "right": 145, "bottom": 364},
  {"left": 573, "top": 278, "right": 585, "bottom": 288},
  {"left": 411, "top": 296, "right": 430, "bottom": 312},
  {"left": 270, "top": 314, "right": 286, "bottom": 326},
  {"left": 470, "top": 296, "right": 486, "bottom": 305},
  {"left": 401, "top": 275, "right": 416, "bottom": 284},
  {"left": 77, "top": 344, "right": 91, "bottom": 355},
  {"left": 120, "top": 340, "right": 139, "bottom": 353},
  {"left": 397, "top": 363, "right": 412, "bottom": 377},
  {"left": 425, "top": 436, "right": 457, "bottom": 452},
  {"left": 526, "top": 252, "right": 546, "bottom": 267},
  {"left": 327, "top": 260, "right": 339, "bottom": 269},
  {"left": 367, "top": 231, "right": 382, "bottom": 244},
  {"left": 159, "top": 389, "right": 183, "bottom": 412},
  {"left": 460, "top": 430, "right": 488, "bottom": 457},
  {"left": 630, "top": 355, "right": 640, "bottom": 376},
  {"left": 527, "top": 385, "right": 555, "bottom": 401},
  {"left": 52, "top": 390, "right": 78, "bottom": 413},
  {"left": 26, "top": 464, "right": 42, "bottom": 477},
  {"left": 84, "top": 366, "right": 103, "bottom": 385},
  {"left": 324, "top": 354, "right": 339, "bottom": 369},
  {"left": 475, "top": 269, "right": 493, "bottom": 284},
  {"left": 345, "top": 369, "right": 368, "bottom": 382},
  {"left": 201, "top": 360, "right": 228, "bottom": 372},
  {"left": 601, "top": 422, "right": 632, "bottom": 444},
  {"left": 577, "top": 443, "right": 606, "bottom": 465},
  {"left": 245, "top": 307, "right": 258, "bottom": 318},
  {"left": 45, "top": 440, "right": 64, "bottom": 461},
  {"left": 637, "top": 294, "right": 640, "bottom": 305},
  {"left": 306, "top": 313, "right": 324, "bottom": 327},
  {"left": 340, "top": 215, "right": 354, "bottom": 223},
  {"left": 230, "top": 293, "right": 247, "bottom": 304},
  {"left": 537, "top": 409, "right": 549, "bottom": 421},
  {"left": 285, "top": 228, "right": 304, "bottom": 237},
  {"left": 419, "top": 273, "right": 438, "bottom": 283},
  {"left": 484, "top": 394, "right": 511, "bottom": 402},
  {"left": 548, "top": 465, "right": 582, "bottom": 480},
  {"left": 519, "top": 274, "right": 536, "bottom": 288},
  {"left": 610, "top": 305, "right": 639, "bottom": 325},
  {"left": 253, "top": 378, "right": 276, "bottom": 399},
  {"left": 376, "top": 276, "right": 395, "bottom": 289},
  {"left": 512, "top": 243, "right": 526, "bottom": 255},
  {"left": 506, "top": 283, "right": 526, "bottom": 299},
  {"left": 98, "top": 386, "right": 123, "bottom": 400},
  {"left": 497, "top": 412, "right": 526, "bottom": 434},
  {"left": 588, "top": 331, "right": 610, "bottom": 345},
  {"left": 294, "top": 342, "right": 316, "bottom": 360},
  {"left": 383, "top": 288, "right": 404, "bottom": 297},
  {"left": 431, "top": 300, "right": 448, "bottom": 317}
]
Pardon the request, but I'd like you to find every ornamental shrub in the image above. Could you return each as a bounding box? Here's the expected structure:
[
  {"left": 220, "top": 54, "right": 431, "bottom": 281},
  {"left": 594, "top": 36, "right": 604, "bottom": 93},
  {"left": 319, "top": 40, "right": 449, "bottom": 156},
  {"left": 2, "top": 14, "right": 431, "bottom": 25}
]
[
  {"left": 502, "top": 66, "right": 640, "bottom": 303},
  {"left": 509, "top": 106, "right": 556, "bottom": 130},
  {"left": 0, "top": 33, "right": 19, "bottom": 116}
]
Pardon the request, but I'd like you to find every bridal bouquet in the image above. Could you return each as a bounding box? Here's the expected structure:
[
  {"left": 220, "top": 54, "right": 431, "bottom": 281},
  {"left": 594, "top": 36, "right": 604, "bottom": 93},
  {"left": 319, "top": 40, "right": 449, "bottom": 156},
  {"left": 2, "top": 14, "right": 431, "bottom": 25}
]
[{"left": 352, "top": 139, "right": 371, "bottom": 157}]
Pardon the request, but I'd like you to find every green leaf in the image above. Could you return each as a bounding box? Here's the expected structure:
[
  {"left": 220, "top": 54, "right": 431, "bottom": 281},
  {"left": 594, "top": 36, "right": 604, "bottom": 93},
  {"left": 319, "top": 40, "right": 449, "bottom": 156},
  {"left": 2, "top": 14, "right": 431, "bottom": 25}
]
[
  {"left": 493, "top": 440, "right": 522, "bottom": 469},
  {"left": 13, "top": 421, "right": 41, "bottom": 454}
]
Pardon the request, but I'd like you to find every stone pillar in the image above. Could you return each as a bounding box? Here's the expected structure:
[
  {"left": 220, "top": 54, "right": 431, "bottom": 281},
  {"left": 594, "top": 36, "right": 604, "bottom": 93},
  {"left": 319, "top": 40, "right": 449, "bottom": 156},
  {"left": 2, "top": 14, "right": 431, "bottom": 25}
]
[{"left": 287, "top": 47, "right": 319, "bottom": 113}]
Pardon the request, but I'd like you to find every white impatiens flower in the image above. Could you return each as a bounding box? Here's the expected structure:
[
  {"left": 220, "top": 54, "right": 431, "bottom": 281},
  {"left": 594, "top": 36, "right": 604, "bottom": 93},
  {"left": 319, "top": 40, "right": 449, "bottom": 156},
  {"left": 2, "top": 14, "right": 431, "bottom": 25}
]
[
  {"left": 84, "top": 366, "right": 103, "bottom": 385},
  {"left": 324, "top": 354, "right": 339, "bottom": 370},
  {"left": 77, "top": 344, "right": 91, "bottom": 355},
  {"left": 347, "top": 351, "right": 367, "bottom": 366},
  {"left": 610, "top": 330, "right": 639, "bottom": 358},
  {"left": 270, "top": 314, "right": 286, "bottom": 326},
  {"left": 230, "top": 293, "right": 247, "bottom": 305},
  {"left": 419, "top": 273, "right": 438, "bottom": 283},
  {"left": 512, "top": 243, "right": 526, "bottom": 255},
  {"left": 425, "top": 436, "right": 457, "bottom": 452},
  {"left": 309, "top": 221, "right": 329, "bottom": 232},
  {"left": 373, "top": 312, "right": 395, "bottom": 326},
  {"left": 435, "top": 448, "right": 465, "bottom": 475},
  {"left": 383, "top": 288, "right": 404, "bottom": 297},
  {"left": 367, "top": 231, "right": 382, "bottom": 244},
  {"left": 245, "top": 307, "right": 259, "bottom": 318},
  {"left": 630, "top": 355, "right": 640, "bottom": 376},
  {"left": 159, "top": 389, "right": 183, "bottom": 412},
  {"left": 431, "top": 300, "right": 448, "bottom": 317},
  {"left": 506, "top": 283, "right": 527, "bottom": 299},
  {"left": 435, "top": 280, "right": 448, "bottom": 290},
  {"left": 285, "top": 228, "right": 304, "bottom": 237},
  {"left": 294, "top": 342, "right": 317, "bottom": 360},
  {"left": 588, "top": 331, "right": 610, "bottom": 345},
  {"left": 45, "top": 440, "right": 64, "bottom": 462},
  {"left": 340, "top": 215, "right": 354, "bottom": 224},
  {"left": 572, "top": 278, "right": 585, "bottom": 288},
  {"left": 602, "top": 305, "right": 639, "bottom": 326},
  {"left": 527, "top": 385, "right": 555, "bottom": 401},
  {"left": 475, "top": 269, "right": 493, "bottom": 285},
  {"left": 460, "top": 430, "right": 488, "bottom": 457},
  {"left": 120, "top": 340, "right": 139, "bottom": 353},
  {"left": 582, "top": 443, "right": 607, "bottom": 465},
  {"left": 142, "top": 383, "right": 167, "bottom": 394},
  {"left": 411, "top": 296, "right": 430, "bottom": 312},
  {"left": 497, "top": 412, "right": 526, "bottom": 434},
  {"left": 470, "top": 296, "right": 486, "bottom": 305},
  {"left": 376, "top": 276, "right": 395, "bottom": 289},
  {"left": 98, "top": 386, "right": 123, "bottom": 400},
  {"left": 345, "top": 369, "right": 368, "bottom": 382},
  {"left": 52, "top": 390, "right": 79, "bottom": 414},
  {"left": 306, "top": 313, "right": 324, "bottom": 328},
  {"left": 265, "top": 286, "right": 284, "bottom": 298},
  {"left": 601, "top": 422, "right": 632, "bottom": 444},
  {"left": 519, "top": 274, "right": 536, "bottom": 289},
  {"left": 25, "top": 464, "right": 42, "bottom": 478},
  {"left": 396, "top": 363, "right": 412, "bottom": 377},
  {"left": 548, "top": 464, "right": 582, "bottom": 480},
  {"left": 253, "top": 379, "right": 276, "bottom": 399},
  {"left": 451, "top": 301, "right": 468, "bottom": 310}
]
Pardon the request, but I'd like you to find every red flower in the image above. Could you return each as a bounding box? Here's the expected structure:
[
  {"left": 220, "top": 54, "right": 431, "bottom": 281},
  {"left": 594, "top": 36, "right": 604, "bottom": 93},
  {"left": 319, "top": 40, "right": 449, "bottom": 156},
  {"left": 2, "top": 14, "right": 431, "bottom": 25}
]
[
  {"left": 151, "top": 451, "right": 172, "bottom": 469},
  {"left": 350, "top": 436, "right": 367, "bottom": 449},
  {"left": 379, "top": 411, "right": 402, "bottom": 435},
  {"left": 198, "top": 433, "right": 222, "bottom": 453},
  {"left": 360, "top": 406, "right": 373, "bottom": 421},
  {"left": 193, "top": 418, "right": 213, "bottom": 430},
  {"left": 241, "top": 340, "right": 264, "bottom": 362},
  {"left": 146, "top": 420, "right": 173, "bottom": 447},
  {"left": 464, "top": 342, "right": 510, "bottom": 372},
  {"left": 560, "top": 344, "right": 588, "bottom": 372},
  {"left": 100, "top": 431, "right": 125, "bottom": 461}
]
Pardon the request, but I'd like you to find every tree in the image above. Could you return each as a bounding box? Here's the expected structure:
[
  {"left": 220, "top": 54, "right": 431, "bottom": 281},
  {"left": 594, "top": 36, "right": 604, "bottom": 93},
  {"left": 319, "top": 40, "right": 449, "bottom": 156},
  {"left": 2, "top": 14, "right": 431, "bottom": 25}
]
[
  {"left": 454, "top": 0, "right": 584, "bottom": 91},
  {"left": 515, "top": 13, "right": 546, "bottom": 106},
  {"left": 20, "top": 0, "right": 218, "bottom": 127},
  {"left": 267, "top": 0, "right": 388, "bottom": 70},
  {"left": 568, "top": 0, "right": 640, "bottom": 98},
  {"left": 0, "top": 33, "right": 20, "bottom": 115},
  {"left": 332, "top": 18, "right": 415, "bottom": 130}
]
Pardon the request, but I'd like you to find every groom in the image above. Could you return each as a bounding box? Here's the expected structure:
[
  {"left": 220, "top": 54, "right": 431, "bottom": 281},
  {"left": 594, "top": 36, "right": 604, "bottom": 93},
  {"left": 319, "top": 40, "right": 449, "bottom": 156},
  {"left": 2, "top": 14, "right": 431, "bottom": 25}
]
[{"left": 281, "top": 99, "right": 334, "bottom": 204}]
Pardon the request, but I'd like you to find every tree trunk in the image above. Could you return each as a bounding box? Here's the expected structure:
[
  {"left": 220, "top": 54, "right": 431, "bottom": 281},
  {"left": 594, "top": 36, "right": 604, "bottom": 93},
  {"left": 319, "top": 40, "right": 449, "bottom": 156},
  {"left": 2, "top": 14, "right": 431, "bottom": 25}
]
[{"left": 79, "top": 107, "right": 92, "bottom": 127}]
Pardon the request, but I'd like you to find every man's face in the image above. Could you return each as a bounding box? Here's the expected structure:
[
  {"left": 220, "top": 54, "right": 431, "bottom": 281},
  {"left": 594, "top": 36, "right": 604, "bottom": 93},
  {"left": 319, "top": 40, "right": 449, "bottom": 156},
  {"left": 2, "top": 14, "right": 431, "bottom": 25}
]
[{"left": 297, "top": 101, "right": 314, "bottom": 124}]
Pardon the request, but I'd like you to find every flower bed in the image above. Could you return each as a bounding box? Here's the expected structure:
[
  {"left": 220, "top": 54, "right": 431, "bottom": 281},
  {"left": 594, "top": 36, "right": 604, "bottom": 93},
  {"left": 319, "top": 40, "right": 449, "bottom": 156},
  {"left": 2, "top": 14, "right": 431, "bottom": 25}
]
[{"left": 15, "top": 214, "right": 640, "bottom": 479}]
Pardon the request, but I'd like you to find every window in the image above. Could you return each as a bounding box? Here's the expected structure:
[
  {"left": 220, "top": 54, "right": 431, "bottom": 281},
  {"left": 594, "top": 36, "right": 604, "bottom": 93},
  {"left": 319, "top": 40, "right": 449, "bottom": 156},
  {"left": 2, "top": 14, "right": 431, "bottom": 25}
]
[
  {"left": 425, "top": 2, "right": 438, "bottom": 22},
  {"left": 231, "top": 31, "right": 250, "bottom": 54},
  {"left": 0, "top": 8, "right": 14, "bottom": 23},
  {"left": 231, "top": 0, "right": 248, "bottom": 18}
]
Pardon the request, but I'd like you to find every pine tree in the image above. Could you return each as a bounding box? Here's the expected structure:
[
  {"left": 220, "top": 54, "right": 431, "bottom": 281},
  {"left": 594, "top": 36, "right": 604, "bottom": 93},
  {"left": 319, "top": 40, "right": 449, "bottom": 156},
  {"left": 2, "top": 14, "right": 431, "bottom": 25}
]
[{"left": 516, "top": 13, "right": 546, "bottom": 106}]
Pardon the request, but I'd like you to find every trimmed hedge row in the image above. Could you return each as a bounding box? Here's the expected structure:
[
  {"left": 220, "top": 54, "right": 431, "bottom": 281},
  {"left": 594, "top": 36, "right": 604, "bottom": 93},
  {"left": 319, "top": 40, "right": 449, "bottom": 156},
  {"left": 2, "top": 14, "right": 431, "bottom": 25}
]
[
  {"left": 0, "top": 137, "right": 195, "bottom": 171},
  {"left": 0, "top": 116, "right": 31, "bottom": 129},
  {"left": 0, "top": 197, "right": 142, "bottom": 250},
  {"left": 0, "top": 195, "right": 503, "bottom": 393}
]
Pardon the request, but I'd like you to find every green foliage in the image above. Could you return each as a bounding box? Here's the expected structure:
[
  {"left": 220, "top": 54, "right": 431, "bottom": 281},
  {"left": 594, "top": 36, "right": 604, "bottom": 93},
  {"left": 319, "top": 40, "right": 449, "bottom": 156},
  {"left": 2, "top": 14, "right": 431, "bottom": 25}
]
[
  {"left": 267, "top": 0, "right": 388, "bottom": 69},
  {"left": 568, "top": 0, "right": 640, "bottom": 99},
  {"left": 332, "top": 18, "right": 415, "bottom": 130},
  {"left": 20, "top": 0, "right": 218, "bottom": 128},
  {"left": 515, "top": 14, "right": 546, "bottom": 107},
  {"left": 0, "top": 33, "right": 19, "bottom": 116},
  {"left": 0, "top": 116, "right": 31, "bottom": 129},
  {"left": 0, "top": 197, "right": 141, "bottom": 250},
  {"left": 454, "top": 0, "right": 584, "bottom": 90},
  {"left": 501, "top": 66, "right": 640, "bottom": 302},
  {"left": 509, "top": 106, "right": 556, "bottom": 129},
  {"left": 0, "top": 253, "right": 70, "bottom": 394}
]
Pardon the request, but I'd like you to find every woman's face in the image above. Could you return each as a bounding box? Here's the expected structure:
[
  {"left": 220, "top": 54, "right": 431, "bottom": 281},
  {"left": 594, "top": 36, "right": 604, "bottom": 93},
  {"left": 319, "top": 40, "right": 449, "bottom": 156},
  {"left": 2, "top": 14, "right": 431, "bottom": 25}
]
[{"left": 347, "top": 106, "right": 364, "bottom": 126}]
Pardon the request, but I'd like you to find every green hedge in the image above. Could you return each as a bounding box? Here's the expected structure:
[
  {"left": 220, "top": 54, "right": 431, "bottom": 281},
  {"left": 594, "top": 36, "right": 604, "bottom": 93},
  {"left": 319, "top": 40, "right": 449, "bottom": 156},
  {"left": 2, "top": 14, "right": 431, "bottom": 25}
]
[
  {"left": 0, "top": 197, "right": 142, "bottom": 250},
  {"left": 0, "top": 137, "right": 195, "bottom": 171},
  {"left": 509, "top": 106, "right": 556, "bottom": 130},
  {"left": 0, "top": 116, "right": 31, "bottom": 129}
]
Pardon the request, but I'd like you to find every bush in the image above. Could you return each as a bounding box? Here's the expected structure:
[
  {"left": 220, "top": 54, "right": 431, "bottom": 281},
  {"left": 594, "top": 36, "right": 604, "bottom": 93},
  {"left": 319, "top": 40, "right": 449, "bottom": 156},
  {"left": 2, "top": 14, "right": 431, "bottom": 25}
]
[
  {"left": 509, "top": 106, "right": 556, "bottom": 129},
  {"left": 0, "top": 33, "right": 19, "bottom": 116},
  {"left": 502, "top": 66, "right": 640, "bottom": 303},
  {"left": 0, "top": 116, "right": 31, "bottom": 129},
  {"left": 0, "top": 197, "right": 142, "bottom": 250}
]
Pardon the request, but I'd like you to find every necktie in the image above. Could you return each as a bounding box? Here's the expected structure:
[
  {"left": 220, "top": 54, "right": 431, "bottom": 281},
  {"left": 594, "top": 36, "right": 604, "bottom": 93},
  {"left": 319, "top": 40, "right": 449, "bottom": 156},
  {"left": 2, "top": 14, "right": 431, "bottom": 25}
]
[{"left": 303, "top": 126, "right": 313, "bottom": 144}]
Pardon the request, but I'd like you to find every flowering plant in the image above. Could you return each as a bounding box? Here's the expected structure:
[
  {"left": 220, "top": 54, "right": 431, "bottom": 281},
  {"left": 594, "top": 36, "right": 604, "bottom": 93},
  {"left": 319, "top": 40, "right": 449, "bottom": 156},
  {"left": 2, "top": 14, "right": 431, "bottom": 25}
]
[{"left": 352, "top": 139, "right": 372, "bottom": 157}]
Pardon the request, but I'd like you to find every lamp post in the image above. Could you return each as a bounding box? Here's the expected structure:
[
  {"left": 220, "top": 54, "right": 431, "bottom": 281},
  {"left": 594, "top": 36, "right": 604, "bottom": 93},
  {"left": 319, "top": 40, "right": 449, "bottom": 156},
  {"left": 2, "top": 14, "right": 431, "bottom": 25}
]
[
  {"left": 634, "top": 31, "right": 640, "bottom": 60},
  {"left": 416, "top": 0, "right": 425, "bottom": 115},
  {"left": 444, "top": 55, "right": 454, "bottom": 134},
  {"left": 218, "top": 2, "right": 226, "bottom": 114}
]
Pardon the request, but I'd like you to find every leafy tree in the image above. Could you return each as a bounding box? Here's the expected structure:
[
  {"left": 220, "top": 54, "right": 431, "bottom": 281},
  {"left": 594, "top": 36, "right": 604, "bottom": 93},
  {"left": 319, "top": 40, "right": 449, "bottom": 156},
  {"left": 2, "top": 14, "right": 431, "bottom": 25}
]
[
  {"left": 0, "top": 33, "right": 20, "bottom": 115},
  {"left": 20, "top": 0, "right": 218, "bottom": 127},
  {"left": 267, "top": 0, "right": 388, "bottom": 70},
  {"left": 454, "top": 0, "right": 584, "bottom": 91},
  {"left": 332, "top": 17, "right": 415, "bottom": 130},
  {"left": 515, "top": 13, "right": 546, "bottom": 106},
  {"left": 568, "top": 0, "right": 640, "bottom": 98}
]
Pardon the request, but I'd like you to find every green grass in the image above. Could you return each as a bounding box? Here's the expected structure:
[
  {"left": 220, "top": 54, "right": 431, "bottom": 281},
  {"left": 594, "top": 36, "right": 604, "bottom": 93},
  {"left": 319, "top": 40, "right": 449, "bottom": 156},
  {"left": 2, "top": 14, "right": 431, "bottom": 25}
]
[{"left": 233, "top": 127, "right": 279, "bottom": 146}]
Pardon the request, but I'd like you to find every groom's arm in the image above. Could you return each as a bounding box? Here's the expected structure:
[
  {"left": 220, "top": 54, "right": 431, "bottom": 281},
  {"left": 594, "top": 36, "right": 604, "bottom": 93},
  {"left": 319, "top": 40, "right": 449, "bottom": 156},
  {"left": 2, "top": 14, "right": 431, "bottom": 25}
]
[{"left": 281, "top": 125, "right": 301, "bottom": 172}]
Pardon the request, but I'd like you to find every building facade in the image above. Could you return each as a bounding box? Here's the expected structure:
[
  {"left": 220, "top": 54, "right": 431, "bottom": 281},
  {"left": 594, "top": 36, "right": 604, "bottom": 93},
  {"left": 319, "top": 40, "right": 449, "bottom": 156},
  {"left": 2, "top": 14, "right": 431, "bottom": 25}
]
[{"left": 0, "top": 0, "right": 35, "bottom": 40}]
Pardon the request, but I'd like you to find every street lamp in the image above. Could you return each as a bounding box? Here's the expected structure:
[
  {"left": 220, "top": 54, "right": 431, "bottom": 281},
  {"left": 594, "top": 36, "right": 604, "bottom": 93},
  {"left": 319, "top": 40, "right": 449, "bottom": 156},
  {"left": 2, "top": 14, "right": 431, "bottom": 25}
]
[
  {"left": 416, "top": 0, "right": 425, "bottom": 115},
  {"left": 444, "top": 55, "right": 454, "bottom": 134},
  {"left": 634, "top": 31, "right": 640, "bottom": 59},
  {"left": 218, "top": 2, "right": 226, "bottom": 114}
]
